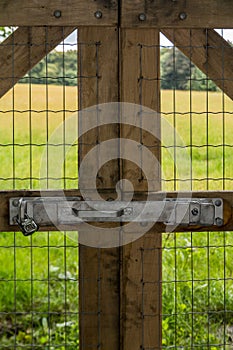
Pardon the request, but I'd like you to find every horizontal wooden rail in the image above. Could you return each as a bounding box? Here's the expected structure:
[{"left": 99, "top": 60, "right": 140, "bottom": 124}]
[
  {"left": 121, "top": 0, "right": 233, "bottom": 28},
  {"left": 0, "top": 0, "right": 117, "bottom": 26},
  {"left": 0, "top": 1, "right": 232, "bottom": 27},
  {"left": 1, "top": 189, "right": 232, "bottom": 232}
]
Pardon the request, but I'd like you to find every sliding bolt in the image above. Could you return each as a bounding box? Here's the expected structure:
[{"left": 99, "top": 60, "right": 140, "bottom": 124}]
[
  {"left": 95, "top": 10, "right": 102, "bottom": 19},
  {"left": 54, "top": 10, "right": 62, "bottom": 18}
]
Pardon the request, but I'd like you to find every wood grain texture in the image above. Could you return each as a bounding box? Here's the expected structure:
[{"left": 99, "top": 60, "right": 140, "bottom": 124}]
[
  {"left": 120, "top": 29, "right": 161, "bottom": 192},
  {"left": 121, "top": 0, "right": 233, "bottom": 28},
  {"left": 120, "top": 29, "right": 161, "bottom": 350},
  {"left": 78, "top": 27, "right": 120, "bottom": 350},
  {"left": 1, "top": 189, "right": 233, "bottom": 232},
  {"left": 162, "top": 28, "right": 233, "bottom": 101},
  {"left": 0, "top": 0, "right": 117, "bottom": 26},
  {"left": 0, "top": 26, "right": 75, "bottom": 98}
]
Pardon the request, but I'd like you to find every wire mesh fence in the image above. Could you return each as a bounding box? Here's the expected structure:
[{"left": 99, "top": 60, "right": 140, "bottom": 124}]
[
  {"left": 0, "top": 27, "right": 79, "bottom": 348},
  {"left": 0, "top": 25, "right": 232, "bottom": 349},
  {"left": 160, "top": 29, "right": 233, "bottom": 348}
]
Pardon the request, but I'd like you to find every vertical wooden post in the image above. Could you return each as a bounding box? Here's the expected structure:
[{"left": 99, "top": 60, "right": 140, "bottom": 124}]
[
  {"left": 78, "top": 27, "right": 161, "bottom": 350},
  {"left": 120, "top": 29, "right": 161, "bottom": 349},
  {"left": 78, "top": 27, "right": 120, "bottom": 349}
]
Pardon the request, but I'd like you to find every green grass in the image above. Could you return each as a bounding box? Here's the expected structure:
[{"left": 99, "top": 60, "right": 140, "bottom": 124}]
[
  {"left": 161, "top": 91, "right": 233, "bottom": 347},
  {"left": 0, "top": 85, "right": 233, "bottom": 348},
  {"left": 0, "top": 85, "right": 79, "bottom": 347}
]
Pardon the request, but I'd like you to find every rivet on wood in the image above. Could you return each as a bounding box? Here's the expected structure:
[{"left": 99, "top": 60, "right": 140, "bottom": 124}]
[
  {"left": 179, "top": 12, "right": 187, "bottom": 20},
  {"left": 54, "top": 10, "right": 62, "bottom": 18},
  {"left": 13, "top": 199, "right": 19, "bottom": 207},
  {"left": 94, "top": 10, "right": 103, "bottom": 19},
  {"left": 138, "top": 13, "right": 146, "bottom": 21}
]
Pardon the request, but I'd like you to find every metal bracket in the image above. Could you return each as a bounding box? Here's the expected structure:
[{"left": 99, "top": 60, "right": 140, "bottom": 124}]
[{"left": 9, "top": 197, "right": 224, "bottom": 235}]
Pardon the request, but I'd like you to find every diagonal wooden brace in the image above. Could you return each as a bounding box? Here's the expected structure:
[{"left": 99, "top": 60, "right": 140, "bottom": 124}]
[
  {"left": 162, "top": 28, "right": 233, "bottom": 100},
  {"left": 0, "top": 26, "right": 76, "bottom": 98}
]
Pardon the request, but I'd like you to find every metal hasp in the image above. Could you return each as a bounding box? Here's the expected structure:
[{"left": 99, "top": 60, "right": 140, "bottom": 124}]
[{"left": 9, "top": 197, "right": 224, "bottom": 235}]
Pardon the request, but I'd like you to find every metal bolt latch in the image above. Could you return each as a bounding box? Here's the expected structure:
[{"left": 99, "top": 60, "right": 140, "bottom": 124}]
[{"left": 9, "top": 197, "right": 224, "bottom": 234}]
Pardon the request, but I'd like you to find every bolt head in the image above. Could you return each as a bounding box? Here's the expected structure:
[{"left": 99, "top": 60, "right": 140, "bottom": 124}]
[
  {"left": 179, "top": 12, "right": 187, "bottom": 20},
  {"left": 124, "top": 207, "right": 133, "bottom": 215},
  {"left": 95, "top": 10, "right": 102, "bottom": 19},
  {"left": 215, "top": 199, "right": 222, "bottom": 207},
  {"left": 216, "top": 217, "right": 223, "bottom": 226},
  {"left": 12, "top": 199, "right": 19, "bottom": 207},
  {"left": 54, "top": 10, "right": 62, "bottom": 18},
  {"left": 191, "top": 208, "right": 199, "bottom": 216},
  {"left": 138, "top": 13, "right": 146, "bottom": 21}
]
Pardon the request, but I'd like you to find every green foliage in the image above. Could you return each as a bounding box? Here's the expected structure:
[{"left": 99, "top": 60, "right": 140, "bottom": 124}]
[
  {"left": 20, "top": 50, "right": 78, "bottom": 86},
  {"left": 0, "top": 232, "right": 79, "bottom": 348},
  {"left": 190, "top": 66, "right": 218, "bottom": 91},
  {"left": 161, "top": 47, "right": 219, "bottom": 91},
  {"left": 0, "top": 82, "right": 233, "bottom": 346},
  {"left": 20, "top": 47, "right": 219, "bottom": 91},
  {"left": 0, "top": 26, "right": 12, "bottom": 39},
  {"left": 162, "top": 231, "right": 233, "bottom": 347}
]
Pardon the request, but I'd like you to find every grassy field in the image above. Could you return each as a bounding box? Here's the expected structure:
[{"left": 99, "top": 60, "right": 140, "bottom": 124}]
[{"left": 0, "top": 85, "right": 233, "bottom": 348}]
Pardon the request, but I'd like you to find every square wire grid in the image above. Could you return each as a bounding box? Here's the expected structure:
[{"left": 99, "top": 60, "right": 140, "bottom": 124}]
[
  {"left": 160, "top": 29, "right": 233, "bottom": 349},
  {"left": 0, "top": 25, "right": 233, "bottom": 350},
  {"left": 0, "top": 27, "right": 79, "bottom": 348}
]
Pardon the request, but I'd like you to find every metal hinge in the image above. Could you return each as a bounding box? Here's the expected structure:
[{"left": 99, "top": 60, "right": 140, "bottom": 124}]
[{"left": 9, "top": 197, "right": 224, "bottom": 236}]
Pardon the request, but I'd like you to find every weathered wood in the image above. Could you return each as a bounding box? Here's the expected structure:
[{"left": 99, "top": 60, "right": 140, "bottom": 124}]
[
  {"left": 78, "top": 27, "right": 120, "bottom": 350},
  {"left": 120, "top": 29, "right": 161, "bottom": 192},
  {"left": 0, "top": 0, "right": 117, "bottom": 26},
  {"left": 0, "top": 26, "right": 75, "bottom": 98},
  {"left": 121, "top": 0, "right": 233, "bottom": 28},
  {"left": 2, "top": 189, "right": 232, "bottom": 231},
  {"left": 162, "top": 28, "right": 233, "bottom": 101},
  {"left": 120, "top": 29, "right": 161, "bottom": 350},
  {"left": 0, "top": 0, "right": 232, "bottom": 28}
]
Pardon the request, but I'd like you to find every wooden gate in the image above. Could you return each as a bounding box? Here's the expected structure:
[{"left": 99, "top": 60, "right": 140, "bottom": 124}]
[{"left": 0, "top": 1, "right": 232, "bottom": 349}]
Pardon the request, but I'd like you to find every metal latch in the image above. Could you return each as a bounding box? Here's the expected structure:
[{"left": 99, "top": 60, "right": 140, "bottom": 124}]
[{"left": 9, "top": 197, "right": 224, "bottom": 235}]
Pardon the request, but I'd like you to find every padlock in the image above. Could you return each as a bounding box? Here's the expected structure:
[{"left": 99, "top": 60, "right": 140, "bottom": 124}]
[{"left": 17, "top": 214, "right": 39, "bottom": 236}]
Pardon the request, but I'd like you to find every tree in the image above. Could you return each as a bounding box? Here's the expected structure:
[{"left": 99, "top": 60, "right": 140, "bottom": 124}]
[
  {"left": 0, "top": 27, "right": 13, "bottom": 40},
  {"left": 161, "top": 48, "right": 193, "bottom": 90},
  {"left": 160, "top": 47, "right": 218, "bottom": 91},
  {"left": 21, "top": 50, "right": 78, "bottom": 86}
]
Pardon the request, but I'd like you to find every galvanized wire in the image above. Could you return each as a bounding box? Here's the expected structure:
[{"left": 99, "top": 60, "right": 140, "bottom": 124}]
[{"left": 0, "top": 27, "right": 79, "bottom": 348}]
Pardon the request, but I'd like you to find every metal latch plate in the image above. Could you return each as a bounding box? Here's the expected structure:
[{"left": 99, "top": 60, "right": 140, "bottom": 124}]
[{"left": 9, "top": 197, "right": 224, "bottom": 230}]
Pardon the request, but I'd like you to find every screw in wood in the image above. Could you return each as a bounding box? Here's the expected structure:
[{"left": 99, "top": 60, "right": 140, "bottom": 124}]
[
  {"left": 94, "top": 10, "right": 103, "bottom": 19},
  {"left": 138, "top": 13, "right": 146, "bottom": 21},
  {"left": 13, "top": 199, "right": 19, "bottom": 207},
  {"left": 54, "top": 10, "right": 62, "bottom": 18},
  {"left": 191, "top": 208, "right": 199, "bottom": 216},
  {"left": 216, "top": 217, "right": 223, "bottom": 226},
  {"left": 179, "top": 12, "right": 187, "bottom": 20}
]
